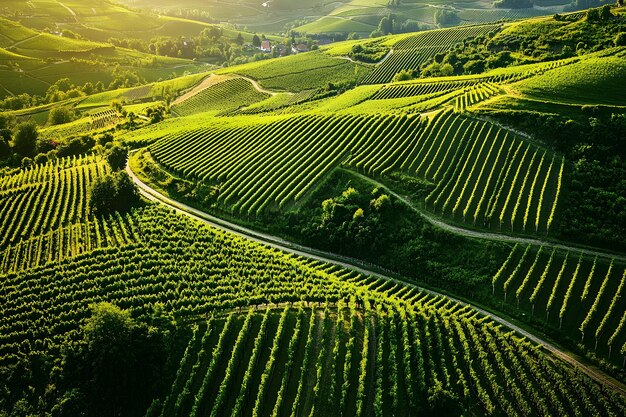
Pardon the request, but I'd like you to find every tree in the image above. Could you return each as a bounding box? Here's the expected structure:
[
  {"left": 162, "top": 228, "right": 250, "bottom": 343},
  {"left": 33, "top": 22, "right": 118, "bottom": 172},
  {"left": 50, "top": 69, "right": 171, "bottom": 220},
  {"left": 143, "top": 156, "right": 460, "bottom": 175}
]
[
  {"left": 82, "top": 82, "right": 95, "bottom": 95},
  {"left": 13, "top": 121, "right": 38, "bottom": 157},
  {"left": 235, "top": 33, "right": 244, "bottom": 46},
  {"left": 115, "top": 170, "right": 140, "bottom": 207},
  {"left": 59, "top": 303, "right": 171, "bottom": 417},
  {"left": 434, "top": 9, "right": 460, "bottom": 27},
  {"left": 105, "top": 144, "right": 128, "bottom": 171},
  {"left": 614, "top": 32, "right": 626, "bottom": 46},
  {"left": 89, "top": 174, "right": 117, "bottom": 216},
  {"left": 600, "top": 4, "right": 613, "bottom": 20},
  {"left": 493, "top": 0, "right": 533, "bottom": 8},
  {"left": 392, "top": 69, "right": 417, "bottom": 82},
  {"left": 34, "top": 153, "right": 48, "bottom": 165},
  {"left": 377, "top": 15, "right": 394, "bottom": 35},
  {"left": 48, "top": 107, "right": 74, "bottom": 126},
  {"left": 252, "top": 34, "right": 261, "bottom": 47},
  {"left": 89, "top": 171, "right": 140, "bottom": 216},
  {"left": 0, "top": 135, "right": 10, "bottom": 160},
  {"left": 587, "top": 7, "right": 601, "bottom": 21},
  {"left": 53, "top": 78, "right": 73, "bottom": 92},
  {"left": 145, "top": 105, "right": 165, "bottom": 124}
]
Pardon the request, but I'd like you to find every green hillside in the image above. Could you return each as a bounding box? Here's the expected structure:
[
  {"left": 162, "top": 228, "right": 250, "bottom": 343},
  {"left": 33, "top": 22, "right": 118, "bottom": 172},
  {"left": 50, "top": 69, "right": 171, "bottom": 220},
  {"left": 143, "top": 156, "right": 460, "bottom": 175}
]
[
  {"left": 515, "top": 50, "right": 626, "bottom": 106},
  {"left": 0, "top": 159, "right": 624, "bottom": 416},
  {"left": 1, "top": 4, "right": 626, "bottom": 417}
]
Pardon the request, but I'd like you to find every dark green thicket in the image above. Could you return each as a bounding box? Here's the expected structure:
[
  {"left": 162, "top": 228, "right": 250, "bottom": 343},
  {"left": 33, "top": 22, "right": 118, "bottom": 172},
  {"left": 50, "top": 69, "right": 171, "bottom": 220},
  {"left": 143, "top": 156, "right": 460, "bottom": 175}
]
[
  {"left": 52, "top": 303, "right": 178, "bottom": 417},
  {"left": 89, "top": 171, "right": 140, "bottom": 216},
  {"left": 267, "top": 169, "right": 508, "bottom": 295}
]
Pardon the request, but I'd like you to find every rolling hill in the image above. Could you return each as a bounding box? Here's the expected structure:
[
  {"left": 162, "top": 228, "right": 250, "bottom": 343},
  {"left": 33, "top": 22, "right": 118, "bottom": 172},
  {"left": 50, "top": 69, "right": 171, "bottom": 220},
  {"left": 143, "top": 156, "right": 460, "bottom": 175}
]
[{"left": 1, "top": 4, "right": 626, "bottom": 417}]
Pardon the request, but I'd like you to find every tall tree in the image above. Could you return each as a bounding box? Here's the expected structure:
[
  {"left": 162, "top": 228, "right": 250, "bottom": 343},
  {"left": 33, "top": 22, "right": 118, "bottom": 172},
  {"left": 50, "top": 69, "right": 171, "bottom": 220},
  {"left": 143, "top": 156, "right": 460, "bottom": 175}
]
[{"left": 13, "top": 121, "right": 38, "bottom": 157}]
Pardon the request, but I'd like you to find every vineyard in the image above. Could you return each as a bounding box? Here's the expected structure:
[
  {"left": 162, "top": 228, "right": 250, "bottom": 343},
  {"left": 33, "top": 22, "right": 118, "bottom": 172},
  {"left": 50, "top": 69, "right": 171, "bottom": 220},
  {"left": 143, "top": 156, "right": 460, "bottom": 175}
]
[
  {"left": 454, "top": 82, "right": 502, "bottom": 112},
  {"left": 233, "top": 89, "right": 319, "bottom": 115},
  {"left": 148, "top": 113, "right": 423, "bottom": 216},
  {"left": 0, "top": 211, "right": 139, "bottom": 274},
  {"left": 361, "top": 24, "right": 502, "bottom": 85},
  {"left": 146, "top": 109, "right": 564, "bottom": 234},
  {"left": 492, "top": 245, "right": 626, "bottom": 361},
  {"left": 89, "top": 108, "right": 120, "bottom": 130},
  {"left": 3, "top": 6, "right": 626, "bottom": 416},
  {"left": 0, "top": 155, "right": 110, "bottom": 249},
  {"left": 217, "top": 51, "right": 368, "bottom": 92},
  {"left": 171, "top": 78, "right": 270, "bottom": 117},
  {"left": 1, "top": 202, "right": 625, "bottom": 416}
]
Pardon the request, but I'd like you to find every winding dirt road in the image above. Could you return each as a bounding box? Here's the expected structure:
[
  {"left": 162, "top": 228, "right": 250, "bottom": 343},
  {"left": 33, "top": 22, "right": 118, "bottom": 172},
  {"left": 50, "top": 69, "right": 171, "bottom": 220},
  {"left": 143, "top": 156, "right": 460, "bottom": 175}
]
[
  {"left": 126, "top": 162, "right": 626, "bottom": 396},
  {"left": 349, "top": 170, "right": 626, "bottom": 263}
]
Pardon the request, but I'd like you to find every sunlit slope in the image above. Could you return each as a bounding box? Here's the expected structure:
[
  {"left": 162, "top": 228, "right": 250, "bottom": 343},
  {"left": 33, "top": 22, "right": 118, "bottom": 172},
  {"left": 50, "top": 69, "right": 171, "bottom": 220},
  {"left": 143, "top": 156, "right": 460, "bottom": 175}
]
[
  {"left": 1, "top": 192, "right": 624, "bottom": 417},
  {"left": 491, "top": 245, "right": 626, "bottom": 361},
  {"left": 514, "top": 49, "right": 626, "bottom": 106}
]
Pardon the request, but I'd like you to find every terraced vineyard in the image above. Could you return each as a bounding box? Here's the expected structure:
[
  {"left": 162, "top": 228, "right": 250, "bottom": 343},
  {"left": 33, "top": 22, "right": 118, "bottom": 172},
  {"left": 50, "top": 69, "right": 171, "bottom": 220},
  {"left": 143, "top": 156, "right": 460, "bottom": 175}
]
[
  {"left": 147, "top": 109, "right": 563, "bottom": 234},
  {"left": 371, "top": 79, "right": 486, "bottom": 100},
  {"left": 219, "top": 51, "right": 368, "bottom": 92},
  {"left": 344, "top": 110, "right": 562, "bottom": 234},
  {"left": 3, "top": 7, "right": 626, "bottom": 416},
  {"left": 454, "top": 82, "right": 502, "bottom": 112},
  {"left": 0, "top": 211, "right": 139, "bottom": 274},
  {"left": 90, "top": 108, "right": 120, "bottom": 130},
  {"left": 171, "top": 78, "right": 270, "bottom": 117},
  {"left": 492, "top": 245, "right": 626, "bottom": 359},
  {"left": 159, "top": 300, "right": 626, "bottom": 417},
  {"left": 1, "top": 203, "right": 624, "bottom": 417},
  {"left": 361, "top": 24, "right": 502, "bottom": 85},
  {"left": 0, "top": 155, "right": 110, "bottom": 249},
  {"left": 233, "top": 89, "right": 318, "bottom": 115}
]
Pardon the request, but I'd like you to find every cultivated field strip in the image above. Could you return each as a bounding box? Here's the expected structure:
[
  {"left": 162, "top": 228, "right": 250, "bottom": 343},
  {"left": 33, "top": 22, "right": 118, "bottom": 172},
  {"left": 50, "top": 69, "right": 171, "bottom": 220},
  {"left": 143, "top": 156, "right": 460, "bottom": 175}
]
[
  {"left": 346, "top": 110, "right": 562, "bottom": 233},
  {"left": 151, "top": 114, "right": 424, "bottom": 217},
  {"left": 371, "top": 79, "right": 483, "bottom": 100},
  {"left": 361, "top": 24, "right": 502, "bottom": 85},
  {"left": 0, "top": 211, "right": 140, "bottom": 274},
  {"left": 0, "top": 155, "right": 110, "bottom": 248},
  {"left": 171, "top": 77, "right": 270, "bottom": 117},
  {"left": 454, "top": 82, "right": 502, "bottom": 112},
  {"left": 153, "top": 279, "right": 626, "bottom": 417},
  {"left": 492, "top": 245, "right": 626, "bottom": 361},
  {"left": 89, "top": 108, "right": 119, "bottom": 130},
  {"left": 233, "top": 89, "right": 319, "bottom": 115},
  {"left": 1, "top": 204, "right": 623, "bottom": 416}
]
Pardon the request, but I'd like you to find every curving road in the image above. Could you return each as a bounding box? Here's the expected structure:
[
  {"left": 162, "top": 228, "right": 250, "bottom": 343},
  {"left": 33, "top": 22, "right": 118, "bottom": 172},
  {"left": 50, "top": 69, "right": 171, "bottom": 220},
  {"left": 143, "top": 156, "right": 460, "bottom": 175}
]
[
  {"left": 349, "top": 170, "right": 626, "bottom": 263},
  {"left": 126, "top": 162, "right": 626, "bottom": 396}
]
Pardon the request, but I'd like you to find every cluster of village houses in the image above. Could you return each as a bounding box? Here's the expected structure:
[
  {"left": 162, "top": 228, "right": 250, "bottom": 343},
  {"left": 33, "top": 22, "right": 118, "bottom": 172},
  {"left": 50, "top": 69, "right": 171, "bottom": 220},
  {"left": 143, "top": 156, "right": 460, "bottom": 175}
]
[{"left": 252, "top": 39, "right": 332, "bottom": 56}]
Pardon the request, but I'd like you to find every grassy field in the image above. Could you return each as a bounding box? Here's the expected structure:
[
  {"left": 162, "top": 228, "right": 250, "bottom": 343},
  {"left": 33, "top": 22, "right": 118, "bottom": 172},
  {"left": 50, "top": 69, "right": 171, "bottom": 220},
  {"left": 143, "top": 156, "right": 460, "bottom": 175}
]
[{"left": 515, "top": 49, "right": 626, "bottom": 106}]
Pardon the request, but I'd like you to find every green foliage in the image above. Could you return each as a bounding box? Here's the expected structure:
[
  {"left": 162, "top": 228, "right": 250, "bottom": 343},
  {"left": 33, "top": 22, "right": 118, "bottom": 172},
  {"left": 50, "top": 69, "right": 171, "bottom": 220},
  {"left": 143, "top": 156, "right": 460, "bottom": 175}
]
[
  {"left": 12, "top": 121, "right": 38, "bottom": 157},
  {"left": 58, "top": 303, "right": 173, "bottom": 417},
  {"left": 105, "top": 144, "right": 129, "bottom": 171},
  {"left": 362, "top": 24, "right": 501, "bottom": 84},
  {"left": 47, "top": 107, "right": 76, "bottom": 126},
  {"left": 349, "top": 43, "right": 389, "bottom": 63},
  {"left": 56, "top": 135, "right": 96, "bottom": 158},
  {"left": 614, "top": 32, "right": 626, "bottom": 46},
  {"left": 89, "top": 171, "right": 140, "bottom": 216},
  {"left": 392, "top": 69, "right": 418, "bottom": 82},
  {"left": 434, "top": 10, "right": 460, "bottom": 27},
  {"left": 493, "top": 0, "right": 534, "bottom": 8}
]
